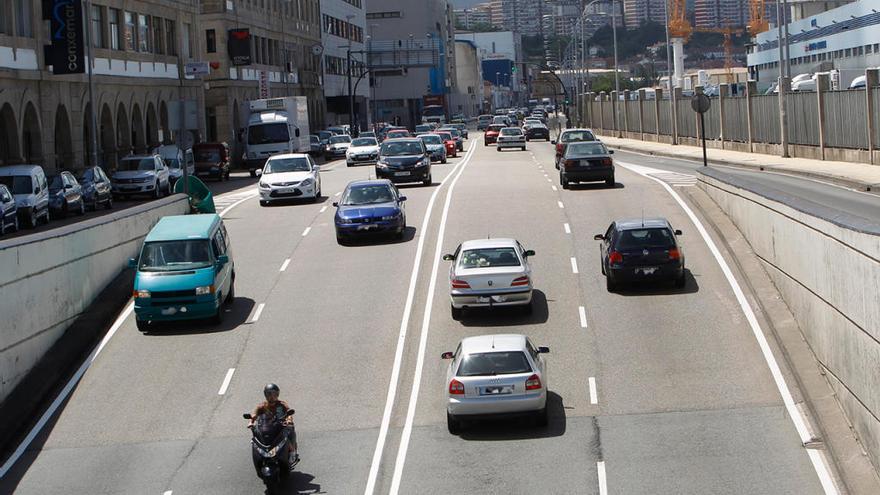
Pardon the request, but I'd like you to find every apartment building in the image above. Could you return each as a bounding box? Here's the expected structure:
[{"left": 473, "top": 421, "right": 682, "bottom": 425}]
[
  {"left": 622, "top": 0, "right": 666, "bottom": 29},
  {"left": 321, "top": 0, "right": 369, "bottom": 128},
  {"left": 694, "top": 0, "right": 749, "bottom": 29}
]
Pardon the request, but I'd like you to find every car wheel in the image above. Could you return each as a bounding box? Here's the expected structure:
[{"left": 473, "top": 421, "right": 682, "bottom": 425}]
[
  {"left": 606, "top": 274, "right": 617, "bottom": 292},
  {"left": 259, "top": 200, "right": 268, "bottom": 207},
  {"left": 521, "top": 146, "right": 526, "bottom": 151},
  {"left": 560, "top": 173, "right": 570, "bottom": 189},
  {"left": 606, "top": 175, "right": 615, "bottom": 187},
  {"left": 105, "top": 196, "right": 113, "bottom": 209},
  {"left": 336, "top": 233, "right": 347, "bottom": 245},
  {"left": 441, "top": 157, "right": 447, "bottom": 164},
  {"left": 153, "top": 182, "right": 161, "bottom": 199},
  {"left": 451, "top": 304, "right": 463, "bottom": 321},
  {"left": 212, "top": 298, "right": 225, "bottom": 325},
  {"left": 166, "top": 181, "right": 172, "bottom": 196},
  {"left": 496, "top": 147, "right": 501, "bottom": 152},
  {"left": 521, "top": 300, "right": 533, "bottom": 315},
  {"left": 60, "top": 202, "right": 69, "bottom": 219},
  {"left": 136, "top": 319, "right": 150, "bottom": 333},
  {"left": 28, "top": 209, "right": 37, "bottom": 229},
  {"left": 0, "top": 219, "right": 5, "bottom": 236},
  {"left": 535, "top": 405, "right": 549, "bottom": 427},
  {"left": 226, "top": 274, "right": 236, "bottom": 305},
  {"left": 447, "top": 412, "right": 461, "bottom": 434},
  {"left": 675, "top": 272, "right": 686, "bottom": 289},
  {"left": 483, "top": 141, "right": 487, "bottom": 147},
  {"left": 78, "top": 200, "right": 86, "bottom": 216},
  {"left": 423, "top": 174, "right": 432, "bottom": 186}
]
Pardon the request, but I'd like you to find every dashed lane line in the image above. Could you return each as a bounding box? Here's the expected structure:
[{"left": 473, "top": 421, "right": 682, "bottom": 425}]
[
  {"left": 564, "top": 223, "right": 571, "bottom": 234},
  {"left": 250, "top": 303, "right": 265, "bottom": 323},
  {"left": 579, "top": 306, "right": 588, "bottom": 328},
  {"left": 598, "top": 461, "right": 608, "bottom": 495},
  {"left": 279, "top": 258, "right": 291, "bottom": 272},
  {"left": 570, "top": 257, "right": 579, "bottom": 274},
  {"left": 217, "top": 368, "right": 235, "bottom": 395},
  {"left": 588, "top": 376, "right": 598, "bottom": 404},
  {"left": 302, "top": 226, "right": 312, "bottom": 237},
  {"left": 557, "top": 201, "right": 565, "bottom": 209}
]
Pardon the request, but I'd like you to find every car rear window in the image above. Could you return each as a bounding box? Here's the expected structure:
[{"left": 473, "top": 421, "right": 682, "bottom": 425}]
[
  {"left": 615, "top": 228, "right": 675, "bottom": 249},
  {"left": 500, "top": 128, "right": 522, "bottom": 135},
  {"left": 457, "top": 351, "right": 532, "bottom": 376},
  {"left": 459, "top": 247, "right": 520, "bottom": 268},
  {"left": 565, "top": 142, "right": 607, "bottom": 156},
  {"left": 561, "top": 130, "right": 596, "bottom": 142}
]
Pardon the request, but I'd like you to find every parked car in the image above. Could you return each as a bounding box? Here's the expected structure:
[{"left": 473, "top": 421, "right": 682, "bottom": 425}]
[
  {"left": 553, "top": 129, "right": 598, "bottom": 166},
  {"left": 111, "top": 155, "right": 171, "bottom": 199},
  {"left": 0, "top": 184, "right": 18, "bottom": 234},
  {"left": 258, "top": 153, "right": 322, "bottom": 205},
  {"left": 595, "top": 218, "right": 686, "bottom": 291},
  {"left": 130, "top": 213, "right": 234, "bottom": 332},
  {"left": 77, "top": 165, "right": 113, "bottom": 210},
  {"left": 346, "top": 137, "right": 381, "bottom": 166},
  {"left": 483, "top": 124, "right": 504, "bottom": 146},
  {"left": 559, "top": 141, "right": 615, "bottom": 188},
  {"left": 442, "top": 334, "right": 550, "bottom": 433},
  {"left": 333, "top": 179, "right": 407, "bottom": 244},
  {"left": 496, "top": 127, "right": 526, "bottom": 151},
  {"left": 324, "top": 135, "right": 352, "bottom": 160},
  {"left": 0, "top": 164, "right": 50, "bottom": 228},
  {"left": 418, "top": 134, "right": 448, "bottom": 163},
  {"left": 47, "top": 171, "right": 85, "bottom": 217},
  {"left": 153, "top": 145, "right": 195, "bottom": 186},
  {"left": 193, "top": 142, "right": 231, "bottom": 181},
  {"left": 375, "top": 138, "right": 432, "bottom": 186}
]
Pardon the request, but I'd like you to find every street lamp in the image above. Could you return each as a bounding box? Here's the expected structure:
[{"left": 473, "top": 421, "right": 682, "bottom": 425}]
[{"left": 346, "top": 14, "right": 356, "bottom": 135}]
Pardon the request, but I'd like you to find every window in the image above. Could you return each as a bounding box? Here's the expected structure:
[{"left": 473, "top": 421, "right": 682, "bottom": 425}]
[
  {"left": 181, "top": 22, "right": 192, "bottom": 58},
  {"left": 123, "top": 11, "right": 135, "bottom": 51},
  {"left": 165, "top": 19, "right": 177, "bottom": 55},
  {"left": 91, "top": 5, "right": 104, "bottom": 48},
  {"left": 206, "top": 29, "right": 216, "bottom": 53},
  {"left": 138, "top": 14, "right": 150, "bottom": 52},
  {"left": 108, "top": 8, "right": 120, "bottom": 50},
  {"left": 153, "top": 16, "right": 164, "bottom": 54},
  {"left": 366, "top": 11, "right": 401, "bottom": 19}
]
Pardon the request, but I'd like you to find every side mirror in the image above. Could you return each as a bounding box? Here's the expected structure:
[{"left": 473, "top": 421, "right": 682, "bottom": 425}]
[
  {"left": 295, "top": 128, "right": 301, "bottom": 137},
  {"left": 255, "top": 169, "right": 262, "bottom": 177},
  {"left": 537, "top": 346, "right": 550, "bottom": 354},
  {"left": 398, "top": 196, "right": 407, "bottom": 202},
  {"left": 332, "top": 201, "right": 339, "bottom": 207},
  {"left": 609, "top": 150, "right": 615, "bottom": 154},
  {"left": 217, "top": 254, "right": 229, "bottom": 265},
  {"left": 65, "top": 184, "right": 73, "bottom": 189},
  {"left": 674, "top": 229, "right": 683, "bottom": 236},
  {"left": 286, "top": 409, "right": 296, "bottom": 416},
  {"left": 593, "top": 234, "right": 604, "bottom": 241},
  {"left": 128, "top": 257, "right": 137, "bottom": 268},
  {"left": 442, "top": 254, "right": 454, "bottom": 261},
  {"left": 243, "top": 413, "right": 252, "bottom": 420},
  {"left": 550, "top": 140, "right": 556, "bottom": 144},
  {"left": 523, "top": 249, "right": 535, "bottom": 257},
  {"left": 441, "top": 351, "right": 454, "bottom": 359},
  {"left": 313, "top": 165, "right": 320, "bottom": 171},
  {"left": 34, "top": 187, "right": 40, "bottom": 195}
]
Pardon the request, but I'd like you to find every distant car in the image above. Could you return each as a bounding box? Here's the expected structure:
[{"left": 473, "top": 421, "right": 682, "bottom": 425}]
[
  {"left": 309, "top": 135, "right": 322, "bottom": 156},
  {"left": 0, "top": 164, "right": 50, "bottom": 228},
  {"left": 111, "top": 155, "right": 171, "bottom": 199},
  {"left": 442, "top": 333, "right": 550, "bottom": 434},
  {"left": 496, "top": 127, "right": 526, "bottom": 151},
  {"left": 346, "top": 137, "right": 381, "bottom": 166},
  {"left": 443, "top": 238, "right": 535, "bottom": 319},
  {"left": 418, "top": 134, "right": 448, "bottom": 163},
  {"left": 333, "top": 179, "right": 407, "bottom": 244},
  {"left": 47, "top": 171, "right": 86, "bottom": 217},
  {"left": 483, "top": 124, "right": 504, "bottom": 146},
  {"left": 553, "top": 129, "right": 597, "bottom": 166},
  {"left": 435, "top": 131, "right": 458, "bottom": 158},
  {"left": 440, "top": 128, "right": 464, "bottom": 151},
  {"left": 0, "top": 184, "right": 18, "bottom": 234},
  {"left": 317, "top": 130, "right": 334, "bottom": 147},
  {"left": 77, "top": 166, "right": 113, "bottom": 210},
  {"left": 327, "top": 126, "right": 348, "bottom": 136},
  {"left": 524, "top": 123, "right": 550, "bottom": 141},
  {"left": 324, "top": 135, "right": 352, "bottom": 160},
  {"left": 375, "top": 138, "right": 432, "bottom": 185},
  {"left": 359, "top": 131, "right": 377, "bottom": 139},
  {"left": 559, "top": 141, "right": 615, "bottom": 188},
  {"left": 385, "top": 129, "right": 411, "bottom": 140},
  {"left": 492, "top": 115, "right": 510, "bottom": 126},
  {"left": 595, "top": 218, "right": 686, "bottom": 291},
  {"left": 258, "top": 153, "right": 322, "bottom": 205},
  {"left": 193, "top": 142, "right": 231, "bottom": 181},
  {"left": 477, "top": 115, "right": 493, "bottom": 131},
  {"left": 449, "top": 122, "right": 468, "bottom": 139},
  {"left": 415, "top": 124, "right": 434, "bottom": 134}
]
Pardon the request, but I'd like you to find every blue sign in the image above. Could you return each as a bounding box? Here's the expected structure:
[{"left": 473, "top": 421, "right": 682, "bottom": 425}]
[{"left": 804, "top": 40, "right": 827, "bottom": 52}]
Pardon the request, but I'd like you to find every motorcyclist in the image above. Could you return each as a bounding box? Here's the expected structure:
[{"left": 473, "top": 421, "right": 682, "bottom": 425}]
[{"left": 249, "top": 383, "right": 299, "bottom": 466}]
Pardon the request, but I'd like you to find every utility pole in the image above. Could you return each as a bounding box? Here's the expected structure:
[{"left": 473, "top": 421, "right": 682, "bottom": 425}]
[
  {"left": 83, "top": 0, "right": 100, "bottom": 169},
  {"left": 776, "top": 0, "right": 789, "bottom": 157},
  {"left": 663, "top": 0, "right": 677, "bottom": 144},
  {"left": 611, "top": 0, "right": 621, "bottom": 136}
]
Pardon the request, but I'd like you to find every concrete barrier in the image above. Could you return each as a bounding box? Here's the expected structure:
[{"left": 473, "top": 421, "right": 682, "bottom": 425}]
[
  {"left": 0, "top": 195, "right": 190, "bottom": 402},
  {"left": 697, "top": 171, "right": 880, "bottom": 472}
]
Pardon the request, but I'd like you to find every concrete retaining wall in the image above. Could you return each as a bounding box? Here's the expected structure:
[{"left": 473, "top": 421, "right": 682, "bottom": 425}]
[
  {"left": 0, "top": 196, "right": 190, "bottom": 402},
  {"left": 698, "top": 174, "right": 880, "bottom": 471}
]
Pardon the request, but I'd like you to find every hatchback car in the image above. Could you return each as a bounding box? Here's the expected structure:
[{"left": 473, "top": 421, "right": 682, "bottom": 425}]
[
  {"left": 324, "top": 135, "right": 352, "bottom": 160},
  {"left": 193, "top": 142, "right": 231, "bottom": 181},
  {"left": 435, "top": 131, "right": 458, "bottom": 158},
  {"left": 496, "top": 127, "right": 526, "bottom": 151},
  {"left": 385, "top": 129, "right": 411, "bottom": 140},
  {"left": 559, "top": 141, "right": 615, "bottom": 188},
  {"left": 443, "top": 238, "right": 535, "bottom": 319},
  {"left": 0, "top": 184, "right": 18, "bottom": 234},
  {"left": 346, "top": 137, "right": 381, "bottom": 166},
  {"left": 47, "top": 171, "right": 86, "bottom": 217},
  {"left": 524, "top": 123, "right": 550, "bottom": 141},
  {"left": 258, "top": 153, "right": 321, "bottom": 205},
  {"left": 414, "top": 124, "right": 434, "bottom": 134},
  {"left": 442, "top": 334, "right": 550, "bottom": 433},
  {"left": 333, "top": 179, "right": 407, "bottom": 244},
  {"left": 483, "top": 124, "right": 504, "bottom": 146},
  {"left": 553, "top": 129, "right": 597, "bottom": 166},
  {"left": 477, "top": 115, "right": 493, "bottom": 131},
  {"left": 376, "top": 138, "right": 432, "bottom": 185},
  {"left": 77, "top": 166, "right": 113, "bottom": 210},
  {"left": 595, "top": 218, "right": 685, "bottom": 291},
  {"left": 111, "top": 155, "right": 171, "bottom": 199},
  {"left": 439, "top": 128, "right": 464, "bottom": 151},
  {"left": 418, "top": 134, "right": 448, "bottom": 163}
]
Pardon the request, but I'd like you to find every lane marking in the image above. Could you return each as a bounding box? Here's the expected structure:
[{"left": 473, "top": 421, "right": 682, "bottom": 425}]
[
  {"left": 319, "top": 205, "right": 328, "bottom": 213},
  {"left": 279, "top": 258, "right": 291, "bottom": 272},
  {"left": 618, "top": 161, "right": 839, "bottom": 494},
  {"left": 551, "top": 185, "right": 558, "bottom": 191},
  {"left": 219, "top": 192, "right": 258, "bottom": 217},
  {"left": 579, "top": 305, "right": 588, "bottom": 328},
  {"left": 570, "top": 257, "right": 579, "bottom": 274},
  {"left": 546, "top": 178, "right": 552, "bottom": 183},
  {"left": 597, "top": 461, "right": 608, "bottom": 495},
  {"left": 557, "top": 201, "right": 565, "bottom": 209},
  {"left": 589, "top": 376, "right": 598, "bottom": 404},
  {"left": 302, "top": 226, "right": 311, "bottom": 237},
  {"left": 564, "top": 223, "right": 571, "bottom": 234},
  {"left": 164, "top": 491, "right": 173, "bottom": 495},
  {"left": 334, "top": 191, "right": 341, "bottom": 197},
  {"left": 217, "top": 368, "right": 235, "bottom": 395},
  {"left": 250, "top": 303, "right": 265, "bottom": 323},
  {"left": 388, "top": 126, "right": 475, "bottom": 495},
  {"left": 364, "top": 142, "right": 478, "bottom": 495}
]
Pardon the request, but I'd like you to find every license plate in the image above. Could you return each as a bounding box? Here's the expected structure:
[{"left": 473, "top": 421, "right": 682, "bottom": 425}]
[
  {"left": 161, "top": 307, "right": 179, "bottom": 316},
  {"left": 358, "top": 155, "right": 369, "bottom": 160},
  {"left": 280, "top": 187, "right": 298, "bottom": 194},
  {"left": 357, "top": 224, "right": 375, "bottom": 231},
  {"left": 197, "top": 171, "right": 209, "bottom": 176},
  {"left": 637, "top": 267, "right": 658, "bottom": 275},
  {"left": 481, "top": 386, "right": 513, "bottom": 395},
  {"left": 476, "top": 296, "right": 491, "bottom": 303},
  {"left": 394, "top": 171, "right": 411, "bottom": 176}
]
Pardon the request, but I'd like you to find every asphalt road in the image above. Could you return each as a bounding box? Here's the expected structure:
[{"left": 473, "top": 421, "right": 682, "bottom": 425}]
[{"left": 1, "top": 137, "right": 835, "bottom": 494}]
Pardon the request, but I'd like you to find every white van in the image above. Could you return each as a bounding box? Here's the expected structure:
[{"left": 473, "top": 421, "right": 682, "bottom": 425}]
[
  {"left": 0, "top": 165, "right": 50, "bottom": 228},
  {"left": 152, "top": 145, "right": 195, "bottom": 185}
]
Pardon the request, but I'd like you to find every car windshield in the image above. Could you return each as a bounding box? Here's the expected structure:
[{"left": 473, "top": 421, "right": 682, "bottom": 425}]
[
  {"left": 119, "top": 158, "right": 155, "bottom": 171},
  {"left": 566, "top": 142, "right": 607, "bottom": 157},
  {"left": 500, "top": 128, "right": 522, "bottom": 136},
  {"left": 330, "top": 135, "right": 351, "bottom": 144},
  {"left": 351, "top": 138, "right": 378, "bottom": 147},
  {"left": 360, "top": 132, "right": 376, "bottom": 138},
  {"left": 195, "top": 149, "right": 222, "bottom": 162},
  {"left": 616, "top": 228, "right": 675, "bottom": 249},
  {"left": 420, "top": 135, "right": 442, "bottom": 145},
  {"left": 248, "top": 123, "right": 289, "bottom": 145},
  {"left": 264, "top": 157, "right": 310, "bottom": 174},
  {"left": 561, "top": 130, "right": 596, "bottom": 142},
  {"left": 457, "top": 351, "right": 532, "bottom": 377},
  {"left": 139, "top": 240, "right": 213, "bottom": 272},
  {"left": 459, "top": 247, "right": 521, "bottom": 268},
  {"left": 415, "top": 125, "right": 432, "bottom": 132},
  {"left": 0, "top": 175, "right": 34, "bottom": 194},
  {"left": 48, "top": 175, "right": 64, "bottom": 191},
  {"left": 381, "top": 141, "right": 423, "bottom": 156},
  {"left": 342, "top": 185, "right": 395, "bottom": 205},
  {"left": 437, "top": 133, "right": 452, "bottom": 141},
  {"left": 388, "top": 131, "right": 408, "bottom": 138},
  {"left": 318, "top": 131, "right": 332, "bottom": 140},
  {"left": 487, "top": 125, "right": 504, "bottom": 132}
]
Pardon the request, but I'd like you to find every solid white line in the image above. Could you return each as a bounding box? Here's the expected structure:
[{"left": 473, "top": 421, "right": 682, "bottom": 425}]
[
  {"left": 618, "top": 161, "right": 839, "bottom": 494},
  {"left": 302, "top": 226, "right": 311, "bottom": 237},
  {"left": 388, "top": 126, "right": 475, "bottom": 495},
  {"left": 250, "top": 303, "right": 265, "bottom": 323},
  {"left": 564, "top": 223, "right": 571, "bottom": 234},
  {"left": 219, "top": 192, "right": 257, "bottom": 217},
  {"left": 163, "top": 491, "right": 173, "bottom": 495},
  {"left": 0, "top": 302, "right": 134, "bottom": 478},
  {"left": 579, "top": 305, "right": 588, "bottom": 328},
  {"left": 597, "top": 461, "right": 608, "bottom": 495},
  {"left": 217, "top": 368, "right": 235, "bottom": 395},
  {"left": 589, "top": 376, "right": 598, "bottom": 404},
  {"left": 557, "top": 201, "right": 565, "bottom": 209},
  {"left": 279, "top": 258, "right": 291, "bottom": 272},
  {"left": 364, "top": 143, "right": 478, "bottom": 495},
  {"left": 319, "top": 205, "right": 328, "bottom": 213},
  {"left": 551, "top": 185, "right": 558, "bottom": 191},
  {"left": 570, "top": 257, "right": 579, "bottom": 274}
]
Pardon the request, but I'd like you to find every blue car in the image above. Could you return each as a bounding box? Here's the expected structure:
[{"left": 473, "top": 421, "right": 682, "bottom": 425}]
[
  {"left": 333, "top": 179, "right": 407, "bottom": 244},
  {"left": 0, "top": 184, "right": 19, "bottom": 235}
]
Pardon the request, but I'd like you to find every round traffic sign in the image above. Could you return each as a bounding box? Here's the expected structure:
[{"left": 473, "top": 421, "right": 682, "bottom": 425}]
[{"left": 691, "top": 94, "right": 711, "bottom": 114}]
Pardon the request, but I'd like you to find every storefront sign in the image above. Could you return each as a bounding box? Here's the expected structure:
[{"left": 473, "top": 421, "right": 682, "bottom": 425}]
[
  {"left": 43, "top": 0, "right": 85, "bottom": 75},
  {"left": 228, "top": 28, "right": 252, "bottom": 66}
]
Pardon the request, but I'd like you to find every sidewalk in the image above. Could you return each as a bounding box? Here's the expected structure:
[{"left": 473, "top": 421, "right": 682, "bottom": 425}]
[{"left": 596, "top": 134, "right": 880, "bottom": 192}]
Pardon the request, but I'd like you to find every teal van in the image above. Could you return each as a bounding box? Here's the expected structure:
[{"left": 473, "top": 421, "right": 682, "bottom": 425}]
[{"left": 130, "top": 214, "right": 235, "bottom": 331}]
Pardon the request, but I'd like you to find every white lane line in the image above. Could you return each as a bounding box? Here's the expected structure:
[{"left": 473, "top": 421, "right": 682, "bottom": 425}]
[
  {"left": 334, "top": 191, "right": 341, "bottom": 197},
  {"left": 588, "top": 376, "right": 598, "bottom": 404},
  {"left": 302, "top": 226, "right": 311, "bottom": 237},
  {"left": 557, "top": 201, "right": 565, "bottom": 209},
  {"left": 219, "top": 192, "right": 258, "bottom": 217},
  {"left": 163, "top": 491, "right": 173, "bottom": 495},
  {"left": 546, "top": 178, "right": 552, "bottom": 183},
  {"left": 319, "top": 205, "right": 328, "bottom": 213},
  {"left": 564, "top": 223, "right": 571, "bottom": 234},
  {"left": 579, "top": 306, "right": 588, "bottom": 328},
  {"left": 551, "top": 185, "right": 558, "bottom": 191},
  {"left": 217, "top": 368, "right": 235, "bottom": 395},
  {"left": 388, "top": 127, "right": 475, "bottom": 495},
  {"left": 618, "top": 161, "right": 839, "bottom": 494},
  {"left": 597, "top": 461, "right": 608, "bottom": 495},
  {"left": 364, "top": 142, "right": 478, "bottom": 495},
  {"left": 570, "top": 257, "right": 579, "bottom": 274},
  {"left": 279, "top": 258, "right": 291, "bottom": 272},
  {"left": 250, "top": 303, "right": 265, "bottom": 323}
]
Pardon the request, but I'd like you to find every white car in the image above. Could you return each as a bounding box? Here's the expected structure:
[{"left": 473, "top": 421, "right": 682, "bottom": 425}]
[
  {"left": 496, "top": 127, "right": 526, "bottom": 151},
  {"left": 258, "top": 153, "right": 322, "bottom": 205},
  {"left": 442, "top": 238, "right": 535, "bottom": 320},
  {"left": 324, "top": 135, "right": 352, "bottom": 160},
  {"left": 346, "top": 137, "right": 380, "bottom": 166},
  {"left": 111, "top": 155, "right": 171, "bottom": 199},
  {"left": 442, "top": 333, "right": 550, "bottom": 433}
]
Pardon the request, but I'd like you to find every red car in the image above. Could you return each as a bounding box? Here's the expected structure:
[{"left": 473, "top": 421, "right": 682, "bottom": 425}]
[
  {"left": 386, "top": 129, "right": 411, "bottom": 140},
  {"left": 436, "top": 131, "right": 457, "bottom": 157},
  {"left": 484, "top": 124, "right": 504, "bottom": 146}
]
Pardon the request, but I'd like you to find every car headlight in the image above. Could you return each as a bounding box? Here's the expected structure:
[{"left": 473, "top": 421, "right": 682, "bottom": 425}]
[
  {"left": 421, "top": 157, "right": 430, "bottom": 166},
  {"left": 338, "top": 217, "right": 354, "bottom": 224},
  {"left": 376, "top": 161, "right": 388, "bottom": 168},
  {"left": 300, "top": 178, "right": 314, "bottom": 187},
  {"left": 259, "top": 181, "right": 270, "bottom": 188},
  {"left": 195, "top": 285, "right": 214, "bottom": 296},
  {"left": 135, "top": 290, "right": 151, "bottom": 299}
]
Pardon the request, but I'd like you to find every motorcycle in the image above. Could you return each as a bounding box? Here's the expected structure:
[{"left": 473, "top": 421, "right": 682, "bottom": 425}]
[{"left": 243, "top": 409, "right": 296, "bottom": 491}]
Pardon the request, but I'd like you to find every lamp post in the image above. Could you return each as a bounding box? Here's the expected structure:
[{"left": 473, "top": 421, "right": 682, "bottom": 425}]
[
  {"left": 611, "top": 0, "right": 621, "bottom": 136},
  {"left": 663, "top": 0, "right": 677, "bottom": 144},
  {"left": 282, "top": 0, "right": 291, "bottom": 96},
  {"left": 345, "top": 14, "right": 356, "bottom": 135}
]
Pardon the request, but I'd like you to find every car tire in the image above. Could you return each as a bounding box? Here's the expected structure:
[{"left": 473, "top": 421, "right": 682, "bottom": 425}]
[
  {"left": 496, "top": 147, "right": 501, "bottom": 152},
  {"left": 27, "top": 209, "right": 37, "bottom": 229},
  {"left": 226, "top": 274, "right": 236, "bottom": 305},
  {"left": 212, "top": 298, "right": 225, "bottom": 325},
  {"left": 423, "top": 174, "right": 432, "bottom": 186},
  {"left": 259, "top": 200, "right": 268, "bottom": 207},
  {"left": 521, "top": 146, "right": 526, "bottom": 151},
  {"left": 606, "top": 274, "right": 617, "bottom": 292},
  {"left": 451, "top": 304, "right": 463, "bottom": 321},
  {"left": 535, "top": 405, "right": 549, "bottom": 427},
  {"left": 105, "top": 196, "right": 113, "bottom": 209},
  {"left": 336, "top": 234, "right": 347, "bottom": 246},
  {"left": 606, "top": 175, "right": 615, "bottom": 187},
  {"left": 13, "top": 216, "right": 19, "bottom": 232},
  {"left": 675, "top": 272, "right": 686, "bottom": 289},
  {"left": 78, "top": 200, "right": 86, "bottom": 216},
  {"left": 441, "top": 157, "right": 447, "bottom": 164},
  {"left": 447, "top": 412, "right": 461, "bottom": 434},
  {"left": 560, "top": 173, "right": 570, "bottom": 189},
  {"left": 136, "top": 319, "right": 150, "bottom": 333},
  {"left": 153, "top": 182, "right": 161, "bottom": 199},
  {"left": 483, "top": 141, "right": 487, "bottom": 147},
  {"left": 0, "top": 219, "right": 5, "bottom": 236},
  {"left": 166, "top": 181, "right": 172, "bottom": 196}
]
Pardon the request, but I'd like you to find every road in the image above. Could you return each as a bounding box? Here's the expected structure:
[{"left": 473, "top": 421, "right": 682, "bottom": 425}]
[{"left": 1, "top": 135, "right": 835, "bottom": 494}]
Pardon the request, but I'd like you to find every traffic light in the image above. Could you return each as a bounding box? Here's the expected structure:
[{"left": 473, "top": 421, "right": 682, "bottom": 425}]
[{"left": 511, "top": 66, "right": 517, "bottom": 74}]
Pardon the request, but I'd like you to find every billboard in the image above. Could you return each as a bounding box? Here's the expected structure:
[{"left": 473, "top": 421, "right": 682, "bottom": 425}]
[
  {"left": 43, "top": 0, "right": 85, "bottom": 75},
  {"left": 228, "top": 28, "right": 252, "bottom": 66}
]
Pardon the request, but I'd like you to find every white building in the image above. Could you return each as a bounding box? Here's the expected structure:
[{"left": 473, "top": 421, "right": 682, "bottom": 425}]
[
  {"left": 320, "top": 0, "right": 369, "bottom": 128},
  {"left": 451, "top": 39, "right": 485, "bottom": 118}
]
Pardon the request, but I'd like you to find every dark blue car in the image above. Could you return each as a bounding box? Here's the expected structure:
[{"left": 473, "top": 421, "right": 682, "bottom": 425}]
[
  {"left": 0, "top": 184, "right": 19, "bottom": 235},
  {"left": 333, "top": 179, "right": 407, "bottom": 244}
]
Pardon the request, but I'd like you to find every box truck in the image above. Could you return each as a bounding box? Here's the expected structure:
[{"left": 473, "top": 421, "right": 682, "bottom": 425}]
[{"left": 242, "top": 97, "right": 310, "bottom": 177}]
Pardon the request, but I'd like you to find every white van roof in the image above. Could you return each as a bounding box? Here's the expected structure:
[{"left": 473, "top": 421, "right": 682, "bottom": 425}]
[{"left": 0, "top": 165, "right": 44, "bottom": 176}]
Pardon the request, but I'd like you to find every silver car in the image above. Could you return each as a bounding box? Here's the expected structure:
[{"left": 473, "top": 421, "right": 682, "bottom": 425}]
[
  {"left": 442, "top": 334, "right": 550, "bottom": 433},
  {"left": 443, "top": 238, "right": 535, "bottom": 320},
  {"left": 496, "top": 127, "right": 526, "bottom": 151}
]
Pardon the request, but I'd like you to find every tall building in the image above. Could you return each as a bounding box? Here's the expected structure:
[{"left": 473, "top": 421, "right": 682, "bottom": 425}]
[
  {"left": 622, "top": 0, "right": 666, "bottom": 29},
  {"left": 499, "top": 0, "right": 543, "bottom": 36},
  {"left": 694, "top": 0, "right": 749, "bottom": 29},
  {"left": 0, "top": 0, "right": 203, "bottom": 171},
  {"left": 320, "top": 0, "right": 369, "bottom": 128},
  {"left": 454, "top": 7, "right": 492, "bottom": 29}
]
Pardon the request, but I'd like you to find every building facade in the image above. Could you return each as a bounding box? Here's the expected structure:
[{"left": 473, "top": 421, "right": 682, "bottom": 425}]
[
  {"left": 455, "top": 31, "right": 525, "bottom": 108},
  {"left": 451, "top": 39, "right": 484, "bottom": 118},
  {"left": 320, "top": 0, "right": 369, "bottom": 129},
  {"left": 622, "top": 0, "right": 666, "bottom": 29},
  {"left": 694, "top": 0, "right": 749, "bottom": 29},
  {"left": 0, "top": 0, "right": 204, "bottom": 171},
  {"left": 454, "top": 7, "right": 492, "bottom": 30}
]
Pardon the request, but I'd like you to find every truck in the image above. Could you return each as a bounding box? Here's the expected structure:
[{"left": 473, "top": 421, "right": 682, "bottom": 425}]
[
  {"left": 242, "top": 97, "right": 310, "bottom": 177},
  {"left": 421, "top": 94, "right": 447, "bottom": 125}
]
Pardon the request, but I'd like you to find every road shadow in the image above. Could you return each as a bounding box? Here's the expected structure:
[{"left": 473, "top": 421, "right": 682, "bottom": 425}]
[
  {"left": 141, "top": 297, "right": 256, "bottom": 335},
  {"left": 566, "top": 181, "right": 625, "bottom": 190},
  {"left": 260, "top": 195, "right": 327, "bottom": 207},
  {"left": 457, "top": 290, "right": 550, "bottom": 326},
  {"left": 612, "top": 269, "right": 700, "bottom": 296},
  {"left": 455, "top": 391, "right": 566, "bottom": 441},
  {"left": 275, "top": 470, "right": 323, "bottom": 494},
  {"left": 396, "top": 182, "right": 440, "bottom": 190},
  {"left": 338, "top": 226, "right": 416, "bottom": 247}
]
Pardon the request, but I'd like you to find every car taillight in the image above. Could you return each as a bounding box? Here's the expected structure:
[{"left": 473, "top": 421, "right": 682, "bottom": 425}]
[
  {"left": 511, "top": 276, "right": 530, "bottom": 286},
  {"left": 556, "top": 143, "right": 563, "bottom": 154},
  {"left": 564, "top": 160, "right": 576, "bottom": 169},
  {"left": 525, "top": 374, "right": 542, "bottom": 390},
  {"left": 449, "top": 379, "right": 465, "bottom": 395},
  {"left": 451, "top": 279, "right": 471, "bottom": 289},
  {"left": 609, "top": 251, "right": 623, "bottom": 264},
  {"left": 601, "top": 157, "right": 613, "bottom": 166},
  {"left": 668, "top": 248, "right": 681, "bottom": 260}
]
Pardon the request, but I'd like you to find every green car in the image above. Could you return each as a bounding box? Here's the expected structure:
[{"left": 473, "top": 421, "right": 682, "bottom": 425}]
[{"left": 130, "top": 214, "right": 235, "bottom": 332}]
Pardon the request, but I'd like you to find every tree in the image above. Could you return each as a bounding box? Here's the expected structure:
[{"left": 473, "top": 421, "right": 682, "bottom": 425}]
[{"left": 587, "top": 21, "right": 665, "bottom": 61}]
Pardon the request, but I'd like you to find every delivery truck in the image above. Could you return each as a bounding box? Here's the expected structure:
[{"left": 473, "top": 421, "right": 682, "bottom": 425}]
[{"left": 242, "top": 97, "right": 310, "bottom": 177}]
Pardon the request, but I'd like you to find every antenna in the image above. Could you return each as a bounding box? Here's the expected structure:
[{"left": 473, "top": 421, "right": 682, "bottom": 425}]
[{"left": 641, "top": 208, "right": 645, "bottom": 227}]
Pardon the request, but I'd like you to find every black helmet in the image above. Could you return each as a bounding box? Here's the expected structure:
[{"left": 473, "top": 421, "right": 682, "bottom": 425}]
[{"left": 263, "top": 383, "right": 280, "bottom": 398}]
